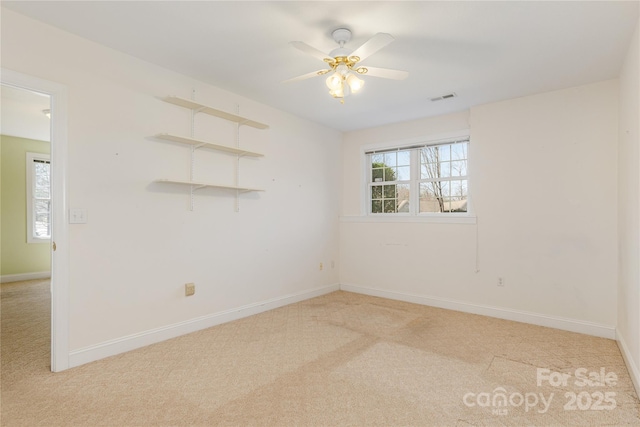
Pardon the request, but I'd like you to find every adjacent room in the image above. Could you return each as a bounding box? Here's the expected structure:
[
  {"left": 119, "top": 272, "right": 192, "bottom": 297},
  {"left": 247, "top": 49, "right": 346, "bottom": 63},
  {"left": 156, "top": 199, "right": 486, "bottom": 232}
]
[{"left": 1, "top": 2, "right": 639, "bottom": 426}]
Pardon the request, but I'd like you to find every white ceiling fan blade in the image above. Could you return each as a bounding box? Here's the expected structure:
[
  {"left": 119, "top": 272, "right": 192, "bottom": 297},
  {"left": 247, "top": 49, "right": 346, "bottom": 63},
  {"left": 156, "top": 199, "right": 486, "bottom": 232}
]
[
  {"left": 349, "top": 33, "right": 395, "bottom": 63},
  {"left": 282, "top": 69, "right": 330, "bottom": 84},
  {"left": 357, "top": 66, "right": 409, "bottom": 80},
  {"left": 290, "top": 41, "right": 333, "bottom": 63}
]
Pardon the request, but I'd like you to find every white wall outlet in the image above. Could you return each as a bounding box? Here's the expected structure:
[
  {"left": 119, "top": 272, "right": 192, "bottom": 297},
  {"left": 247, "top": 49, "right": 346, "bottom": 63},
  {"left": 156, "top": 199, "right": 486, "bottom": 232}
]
[
  {"left": 497, "top": 277, "right": 505, "bottom": 287},
  {"left": 185, "top": 283, "right": 195, "bottom": 296}
]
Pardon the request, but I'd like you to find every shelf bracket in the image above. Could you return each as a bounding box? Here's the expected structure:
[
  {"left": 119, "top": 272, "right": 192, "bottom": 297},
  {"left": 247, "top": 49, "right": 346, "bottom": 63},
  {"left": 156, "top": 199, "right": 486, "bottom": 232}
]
[
  {"left": 189, "top": 88, "right": 197, "bottom": 211},
  {"left": 235, "top": 104, "right": 241, "bottom": 213}
]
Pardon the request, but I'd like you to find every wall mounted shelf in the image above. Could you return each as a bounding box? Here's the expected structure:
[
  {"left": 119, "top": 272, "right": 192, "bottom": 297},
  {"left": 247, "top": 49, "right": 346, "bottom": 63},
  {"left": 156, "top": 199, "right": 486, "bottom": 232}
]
[
  {"left": 155, "top": 179, "right": 264, "bottom": 193},
  {"left": 155, "top": 93, "right": 268, "bottom": 211},
  {"left": 153, "top": 133, "right": 264, "bottom": 157},
  {"left": 163, "top": 96, "right": 269, "bottom": 130}
]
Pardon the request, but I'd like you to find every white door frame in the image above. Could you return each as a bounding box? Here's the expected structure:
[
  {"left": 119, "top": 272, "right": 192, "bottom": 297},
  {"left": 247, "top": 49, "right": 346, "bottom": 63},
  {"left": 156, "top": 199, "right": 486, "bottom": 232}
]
[{"left": 2, "top": 69, "right": 70, "bottom": 371}]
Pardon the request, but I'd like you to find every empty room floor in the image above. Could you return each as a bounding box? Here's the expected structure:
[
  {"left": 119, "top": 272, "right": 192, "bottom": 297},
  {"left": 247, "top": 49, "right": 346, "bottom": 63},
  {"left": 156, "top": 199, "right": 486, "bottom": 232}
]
[{"left": 2, "top": 279, "right": 639, "bottom": 426}]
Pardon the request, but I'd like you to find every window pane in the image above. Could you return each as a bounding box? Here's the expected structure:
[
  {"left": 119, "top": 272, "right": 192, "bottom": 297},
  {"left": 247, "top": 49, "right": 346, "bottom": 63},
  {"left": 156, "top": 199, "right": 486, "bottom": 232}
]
[
  {"left": 450, "top": 180, "right": 468, "bottom": 199},
  {"left": 34, "top": 162, "right": 51, "bottom": 199},
  {"left": 420, "top": 164, "right": 429, "bottom": 179},
  {"left": 420, "top": 198, "right": 441, "bottom": 213},
  {"left": 372, "top": 168, "right": 383, "bottom": 182},
  {"left": 34, "top": 200, "right": 51, "bottom": 238},
  {"left": 421, "top": 147, "right": 438, "bottom": 164},
  {"left": 419, "top": 182, "right": 445, "bottom": 213},
  {"left": 441, "top": 181, "right": 451, "bottom": 197},
  {"left": 397, "top": 184, "right": 410, "bottom": 213},
  {"left": 383, "top": 200, "right": 396, "bottom": 213},
  {"left": 396, "top": 166, "right": 410, "bottom": 181},
  {"left": 451, "top": 160, "right": 466, "bottom": 177},
  {"left": 421, "top": 162, "right": 441, "bottom": 179},
  {"left": 438, "top": 145, "right": 451, "bottom": 162},
  {"left": 397, "top": 150, "right": 410, "bottom": 166},
  {"left": 371, "top": 185, "right": 382, "bottom": 199},
  {"left": 371, "top": 200, "right": 382, "bottom": 213},
  {"left": 440, "top": 161, "right": 452, "bottom": 178},
  {"left": 371, "top": 153, "right": 383, "bottom": 164},
  {"left": 384, "top": 152, "right": 396, "bottom": 167},
  {"left": 419, "top": 182, "right": 435, "bottom": 198},
  {"left": 383, "top": 167, "right": 397, "bottom": 182},
  {"left": 383, "top": 184, "right": 396, "bottom": 198},
  {"left": 451, "top": 143, "right": 467, "bottom": 160},
  {"left": 450, "top": 198, "right": 467, "bottom": 212}
]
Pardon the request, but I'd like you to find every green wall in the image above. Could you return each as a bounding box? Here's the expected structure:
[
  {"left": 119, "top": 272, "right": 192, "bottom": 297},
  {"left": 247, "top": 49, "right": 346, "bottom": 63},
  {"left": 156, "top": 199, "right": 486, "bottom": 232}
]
[{"left": 1, "top": 135, "right": 51, "bottom": 276}]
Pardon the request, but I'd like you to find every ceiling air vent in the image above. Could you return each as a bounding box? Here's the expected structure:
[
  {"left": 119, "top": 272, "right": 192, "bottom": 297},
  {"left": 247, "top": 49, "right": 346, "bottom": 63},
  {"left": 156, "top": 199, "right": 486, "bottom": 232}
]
[{"left": 430, "top": 93, "right": 457, "bottom": 102}]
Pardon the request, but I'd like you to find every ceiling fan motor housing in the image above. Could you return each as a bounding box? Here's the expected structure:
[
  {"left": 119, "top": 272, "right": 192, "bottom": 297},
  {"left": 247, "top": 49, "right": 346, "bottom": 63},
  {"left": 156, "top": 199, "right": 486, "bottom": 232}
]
[
  {"left": 330, "top": 28, "right": 353, "bottom": 57},
  {"left": 332, "top": 28, "right": 352, "bottom": 45}
]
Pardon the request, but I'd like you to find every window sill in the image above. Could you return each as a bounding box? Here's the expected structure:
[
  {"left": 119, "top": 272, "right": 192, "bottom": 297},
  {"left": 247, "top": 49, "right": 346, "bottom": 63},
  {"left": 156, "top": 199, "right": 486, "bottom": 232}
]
[{"left": 340, "top": 214, "right": 477, "bottom": 224}]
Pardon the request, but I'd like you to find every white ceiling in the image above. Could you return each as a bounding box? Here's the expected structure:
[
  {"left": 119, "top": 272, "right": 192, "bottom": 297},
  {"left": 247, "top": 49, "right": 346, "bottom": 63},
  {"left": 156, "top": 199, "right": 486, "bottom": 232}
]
[
  {"left": 3, "top": 1, "right": 638, "bottom": 132},
  {"left": 1, "top": 85, "right": 51, "bottom": 142}
]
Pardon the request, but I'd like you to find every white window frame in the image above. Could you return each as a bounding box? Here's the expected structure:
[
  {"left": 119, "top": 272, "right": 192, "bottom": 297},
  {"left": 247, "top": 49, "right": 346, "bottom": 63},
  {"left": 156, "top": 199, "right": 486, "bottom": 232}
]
[
  {"left": 361, "top": 132, "right": 475, "bottom": 224},
  {"left": 26, "top": 152, "right": 51, "bottom": 243}
]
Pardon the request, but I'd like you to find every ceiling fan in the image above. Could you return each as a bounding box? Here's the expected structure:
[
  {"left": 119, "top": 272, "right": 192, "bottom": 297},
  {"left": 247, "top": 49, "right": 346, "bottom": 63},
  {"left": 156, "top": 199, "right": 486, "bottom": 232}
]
[{"left": 284, "top": 28, "right": 409, "bottom": 103}]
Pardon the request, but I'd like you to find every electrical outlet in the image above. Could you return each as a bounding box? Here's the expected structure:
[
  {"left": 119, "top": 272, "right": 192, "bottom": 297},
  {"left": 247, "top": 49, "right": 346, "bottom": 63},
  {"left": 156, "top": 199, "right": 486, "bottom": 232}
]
[
  {"left": 497, "top": 277, "right": 505, "bottom": 287},
  {"left": 185, "top": 283, "right": 195, "bottom": 296}
]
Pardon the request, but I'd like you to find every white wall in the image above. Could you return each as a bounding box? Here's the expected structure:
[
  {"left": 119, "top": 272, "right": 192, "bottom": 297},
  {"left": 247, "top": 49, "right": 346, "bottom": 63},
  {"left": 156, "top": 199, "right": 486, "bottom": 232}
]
[
  {"left": 341, "top": 80, "right": 619, "bottom": 337},
  {"left": 1, "top": 9, "right": 341, "bottom": 363},
  {"left": 617, "top": 17, "right": 640, "bottom": 392}
]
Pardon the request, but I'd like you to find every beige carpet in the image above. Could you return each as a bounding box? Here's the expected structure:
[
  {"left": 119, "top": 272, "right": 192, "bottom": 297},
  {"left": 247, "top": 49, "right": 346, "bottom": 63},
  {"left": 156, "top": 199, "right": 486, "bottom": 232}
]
[{"left": 1, "top": 279, "right": 639, "bottom": 426}]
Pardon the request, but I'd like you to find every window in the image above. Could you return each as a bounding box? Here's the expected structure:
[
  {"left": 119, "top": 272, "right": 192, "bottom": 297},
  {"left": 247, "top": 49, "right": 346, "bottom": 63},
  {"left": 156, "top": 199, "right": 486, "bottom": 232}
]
[
  {"left": 367, "top": 138, "right": 469, "bottom": 215},
  {"left": 26, "top": 152, "right": 51, "bottom": 243},
  {"left": 370, "top": 149, "right": 411, "bottom": 213}
]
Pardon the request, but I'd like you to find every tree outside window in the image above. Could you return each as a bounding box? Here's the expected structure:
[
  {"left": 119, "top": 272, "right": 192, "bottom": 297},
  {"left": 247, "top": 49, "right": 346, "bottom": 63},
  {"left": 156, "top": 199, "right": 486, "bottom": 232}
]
[
  {"left": 419, "top": 142, "right": 468, "bottom": 213},
  {"left": 370, "top": 150, "right": 410, "bottom": 213}
]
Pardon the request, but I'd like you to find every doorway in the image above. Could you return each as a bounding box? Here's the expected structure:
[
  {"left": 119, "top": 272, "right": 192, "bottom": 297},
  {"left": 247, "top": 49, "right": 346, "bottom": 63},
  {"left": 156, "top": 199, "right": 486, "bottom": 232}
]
[
  {"left": 1, "top": 86, "right": 51, "bottom": 374},
  {"left": 1, "top": 70, "right": 69, "bottom": 372},
  {"left": 1, "top": 86, "right": 51, "bottom": 278}
]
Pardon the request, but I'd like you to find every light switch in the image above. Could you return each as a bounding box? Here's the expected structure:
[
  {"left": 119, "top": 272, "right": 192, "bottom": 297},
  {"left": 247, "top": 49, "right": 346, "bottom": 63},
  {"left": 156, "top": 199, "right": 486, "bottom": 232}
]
[{"left": 69, "top": 209, "right": 88, "bottom": 224}]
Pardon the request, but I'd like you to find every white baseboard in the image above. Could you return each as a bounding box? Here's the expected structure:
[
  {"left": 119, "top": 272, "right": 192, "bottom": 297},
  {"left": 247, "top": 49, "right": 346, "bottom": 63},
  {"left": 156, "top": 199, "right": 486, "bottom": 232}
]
[
  {"left": 68, "top": 283, "right": 340, "bottom": 368},
  {"left": 616, "top": 331, "right": 640, "bottom": 397},
  {"left": 340, "top": 283, "right": 616, "bottom": 339},
  {"left": 1, "top": 271, "right": 51, "bottom": 283}
]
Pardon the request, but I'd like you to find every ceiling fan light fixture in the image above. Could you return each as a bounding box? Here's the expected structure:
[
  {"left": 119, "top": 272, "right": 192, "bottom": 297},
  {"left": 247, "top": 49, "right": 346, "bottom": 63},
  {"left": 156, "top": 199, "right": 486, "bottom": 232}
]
[
  {"left": 346, "top": 73, "right": 365, "bottom": 93},
  {"left": 325, "top": 73, "right": 342, "bottom": 90},
  {"left": 287, "top": 28, "right": 407, "bottom": 103},
  {"left": 329, "top": 85, "right": 344, "bottom": 99},
  {"left": 336, "top": 63, "right": 349, "bottom": 77}
]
